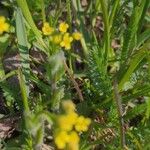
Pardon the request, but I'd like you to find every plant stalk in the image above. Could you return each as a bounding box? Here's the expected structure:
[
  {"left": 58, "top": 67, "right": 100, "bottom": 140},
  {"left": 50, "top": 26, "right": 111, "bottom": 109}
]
[
  {"left": 18, "top": 69, "right": 30, "bottom": 113},
  {"left": 63, "top": 60, "right": 84, "bottom": 102},
  {"left": 0, "top": 58, "right": 5, "bottom": 78},
  {"left": 41, "top": 0, "right": 46, "bottom": 23},
  {"left": 100, "top": 0, "right": 111, "bottom": 61},
  {"left": 113, "top": 78, "right": 126, "bottom": 149},
  {"left": 109, "top": 0, "right": 120, "bottom": 31}
]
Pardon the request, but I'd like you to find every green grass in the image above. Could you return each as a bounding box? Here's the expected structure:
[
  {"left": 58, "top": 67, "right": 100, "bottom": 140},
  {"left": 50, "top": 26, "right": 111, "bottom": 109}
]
[{"left": 0, "top": 0, "right": 150, "bottom": 149}]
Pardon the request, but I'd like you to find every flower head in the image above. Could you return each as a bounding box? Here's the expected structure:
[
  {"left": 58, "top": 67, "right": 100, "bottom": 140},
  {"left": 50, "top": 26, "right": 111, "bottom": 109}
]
[
  {"left": 72, "top": 32, "right": 82, "bottom": 40},
  {"left": 67, "top": 131, "right": 80, "bottom": 150},
  {"left": 59, "top": 22, "right": 69, "bottom": 33},
  {"left": 60, "top": 33, "right": 73, "bottom": 50},
  {"left": 0, "top": 16, "right": 9, "bottom": 35},
  {"left": 42, "top": 22, "right": 54, "bottom": 35},
  {"left": 75, "top": 116, "right": 91, "bottom": 132},
  {"left": 54, "top": 130, "right": 69, "bottom": 149},
  {"left": 54, "top": 130, "right": 80, "bottom": 150},
  {"left": 57, "top": 112, "right": 78, "bottom": 131},
  {"left": 54, "top": 100, "right": 92, "bottom": 150}
]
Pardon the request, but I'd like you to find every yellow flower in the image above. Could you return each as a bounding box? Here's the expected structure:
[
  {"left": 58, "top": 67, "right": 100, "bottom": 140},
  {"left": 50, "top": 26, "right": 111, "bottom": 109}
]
[
  {"left": 57, "top": 112, "right": 78, "bottom": 131},
  {"left": 60, "top": 33, "right": 73, "bottom": 50},
  {"left": 62, "top": 100, "right": 76, "bottom": 113},
  {"left": 67, "top": 131, "right": 80, "bottom": 150},
  {"left": 51, "top": 34, "right": 62, "bottom": 44},
  {"left": 72, "top": 32, "right": 82, "bottom": 40},
  {"left": 54, "top": 130, "right": 80, "bottom": 150},
  {"left": 42, "top": 22, "right": 54, "bottom": 35},
  {"left": 0, "top": 16, "right": 9, "bottom": 35},
  {"left": 54, "top": 131, "right": 69, "bottom": 149},
  {"left": 59, "top": 22, "right": 69, "bottom": 33},
  {"left": 75, "top": 116, "right": 91, "bottom": 132}
]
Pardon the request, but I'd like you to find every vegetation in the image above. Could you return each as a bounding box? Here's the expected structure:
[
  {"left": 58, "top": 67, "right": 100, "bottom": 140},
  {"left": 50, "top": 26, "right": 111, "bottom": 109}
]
[{"left": 0, "top": 0, "right": 150, "bottom": 149}]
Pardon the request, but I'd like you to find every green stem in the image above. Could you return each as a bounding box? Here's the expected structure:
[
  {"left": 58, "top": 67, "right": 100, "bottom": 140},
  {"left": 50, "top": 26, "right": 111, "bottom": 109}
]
[
  {"left": 63, "top": 60, "right": 84, "bottom": 102},
  {"left": 0, "top": 58, "right": 5, "bottom": 78},
  {"left": 113, "top": 78, "right": 126, "bottom": 149},
  {"left": 81, "top": 37, "right": 89, "bottom": 57},
  {"left": 18, "top": 69, "right": 31, "bottom": 146},
  {"left": 66, "top": 0, "right": 73, "bottom": 72},
  {"left": 0, "top": 70, "right": 17, "bottom": 82},
  {"left": 41, "top": 0, "right": 46, "bottom": 23},
  {"left": 100, "top": 0, "right": 111, "bottom": 64},
  {"left": 69, "top": 52, "right": 73, "bottom": 73},
  {"left": 18, "top": 69, "right": 30, "bottom": 113},
  {"left": 109, "top": 0, "right": 120, "bottom": 31},
  {"left": 66, "top": 0, "right": 72, "bottom": 29}
]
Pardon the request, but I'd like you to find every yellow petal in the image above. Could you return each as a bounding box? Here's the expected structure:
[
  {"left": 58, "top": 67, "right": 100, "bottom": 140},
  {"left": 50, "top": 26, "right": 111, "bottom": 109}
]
[
  {"left": 59, "top": 22, "right": 69, "bottom": 33},
  {"left": 65, "top": 43, "right": 71, "bottom": 50},
  {"left": 54, "top": 131, "right": 69, "bottom": 149},
  {"left": 60, "top": 41, "right": 65, "bottom": 47}
]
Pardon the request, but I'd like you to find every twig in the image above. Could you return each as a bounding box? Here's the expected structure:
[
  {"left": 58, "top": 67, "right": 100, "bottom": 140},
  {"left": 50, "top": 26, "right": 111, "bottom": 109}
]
[
  {"left": 63, "top": 60, "right": 84, "bottom": 102},
  {"left": 113, "top": 78, "right": 126, "bottom": 149}
]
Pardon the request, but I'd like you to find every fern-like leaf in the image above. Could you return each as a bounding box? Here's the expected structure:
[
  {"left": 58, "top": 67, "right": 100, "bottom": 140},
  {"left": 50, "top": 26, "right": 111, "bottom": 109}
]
[{"left": 88, "top": 45, "right": 111, "bottom": 97}]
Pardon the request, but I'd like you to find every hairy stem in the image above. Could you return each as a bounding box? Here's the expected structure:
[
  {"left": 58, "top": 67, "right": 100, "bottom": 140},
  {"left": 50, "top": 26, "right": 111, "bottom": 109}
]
[
  {"left": 41, "top": 0, "right": 46, "bottom": 23},
  {"left": 113, "top": 78, "right": 126, "bottom": 149},
  {"left": 63, "top": 60, "right": 84, "bottom": 102}
]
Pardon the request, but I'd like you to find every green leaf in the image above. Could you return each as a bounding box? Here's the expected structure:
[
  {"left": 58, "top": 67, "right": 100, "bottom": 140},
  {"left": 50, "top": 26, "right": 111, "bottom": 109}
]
[
  {"left": 137, "top": 29, "right": 150, "bottom": 48},
  {"left": 51, "top": 87, "right": 64, "bottom": 111},
  {"left": 145, "top": 98, "right": 150, "bottom": 120},
  {"left": 137, "top": 0, "right": 150, "bottom": 33},
  {"left": 16, "top": 0, "right": 48, "bottom": 53},
  {"left": 119, "top": 50, "right": 147, "bottom": 90},
  {"left": 46, "top": 51, "right": 65, "bottom": 82},
  {"left": 16, "top": 8, "right": 30, "bottom": 96},
  {"left": 121, "top": 1, "right": 147, "bottom": 62}
]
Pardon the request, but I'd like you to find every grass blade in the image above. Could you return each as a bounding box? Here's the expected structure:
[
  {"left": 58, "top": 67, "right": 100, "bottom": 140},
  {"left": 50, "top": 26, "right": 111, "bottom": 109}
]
[{"left": 119, "top": 49, "right": 147, "bottom": 90}]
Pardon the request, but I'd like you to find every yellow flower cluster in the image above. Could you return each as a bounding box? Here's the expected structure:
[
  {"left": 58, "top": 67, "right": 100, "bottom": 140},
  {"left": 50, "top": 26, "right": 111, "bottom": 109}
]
[
  {"left": 42, "top": 22, "right": 82, "bottom": 50},
  {"left": 0, "top": 16, "right": 9, "bottom": 35},
  {"left": 54, "top": 100, "right": 91, "bottom": 150}
]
